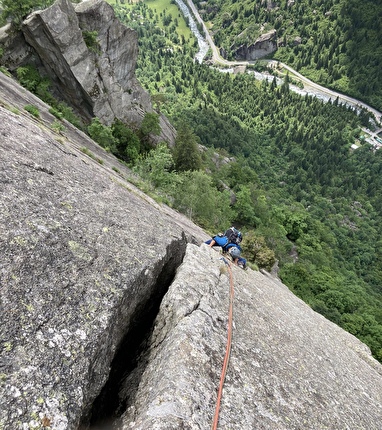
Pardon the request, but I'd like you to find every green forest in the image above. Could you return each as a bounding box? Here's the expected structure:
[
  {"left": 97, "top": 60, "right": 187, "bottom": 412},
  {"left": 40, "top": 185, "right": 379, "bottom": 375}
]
[
  {"left": 194, "top": 0, "right": 382, "bottom": 110},
  {"left": 1, "top": 0, "right": 382, "bottom": 362},
  {"left": 108, "top": 0, "right": 382, "bottom": 361}
]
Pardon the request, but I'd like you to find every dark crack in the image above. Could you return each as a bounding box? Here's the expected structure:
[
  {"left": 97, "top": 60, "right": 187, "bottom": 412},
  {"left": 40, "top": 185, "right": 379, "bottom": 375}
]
[
  {"left": 80, "top": 237, "right": 188, "bottom": 430},
  {"left": 22, "top": 162, "right": 54, "bottom": 175}
]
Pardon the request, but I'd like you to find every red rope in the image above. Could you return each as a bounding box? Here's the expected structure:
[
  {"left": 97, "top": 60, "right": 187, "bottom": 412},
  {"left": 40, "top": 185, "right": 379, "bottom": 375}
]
[{"left": 211, "top": 262, "right": 234, "bottom": 430}]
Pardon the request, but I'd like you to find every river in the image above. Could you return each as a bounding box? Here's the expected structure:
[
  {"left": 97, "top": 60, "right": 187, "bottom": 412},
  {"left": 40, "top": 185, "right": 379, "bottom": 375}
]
[{"left": 174, "top": 0, "right": 209, "bottom": 63}]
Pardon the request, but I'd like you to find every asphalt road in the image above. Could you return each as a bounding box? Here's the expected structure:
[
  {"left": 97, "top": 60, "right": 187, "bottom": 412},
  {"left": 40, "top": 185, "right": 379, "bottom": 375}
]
[{"left": 185, "top": 0, "right": 382, "bottom": 125}]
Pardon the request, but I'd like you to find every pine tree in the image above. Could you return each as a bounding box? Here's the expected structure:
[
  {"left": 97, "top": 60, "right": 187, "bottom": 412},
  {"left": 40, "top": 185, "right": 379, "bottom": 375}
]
[{"left": 173, "top": 123, "right": 202, "bottom": 172}]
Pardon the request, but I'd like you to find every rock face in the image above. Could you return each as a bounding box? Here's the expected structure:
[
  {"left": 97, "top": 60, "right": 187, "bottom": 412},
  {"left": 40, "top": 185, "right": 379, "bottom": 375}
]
[
  {"left": 0, "top": 0, "right": 176, "bottom": 144},
  {"left": 120, "top": 244, "right": 382, "bottom": 429},
  {"left": 0, "top": 72, "right": 206, "bottom": 430},
  {"left": 234, "top": 29, "right": 277, "bottom": 61},
  {"left": 1, "top": 69, "right": 382, "bottom": 430}
]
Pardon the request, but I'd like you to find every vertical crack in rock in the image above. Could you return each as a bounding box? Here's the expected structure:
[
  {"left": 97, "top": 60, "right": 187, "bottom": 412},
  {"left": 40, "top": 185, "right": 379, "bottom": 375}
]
[{"left": 80, "top": 239, "right": 187, "bottom": 430}]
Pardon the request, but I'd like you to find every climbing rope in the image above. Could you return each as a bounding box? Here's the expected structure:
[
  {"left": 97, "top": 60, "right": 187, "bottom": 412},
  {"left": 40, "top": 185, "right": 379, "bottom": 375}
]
[{"left": 211, "top": 258, "right": 235, "bottom": 430}]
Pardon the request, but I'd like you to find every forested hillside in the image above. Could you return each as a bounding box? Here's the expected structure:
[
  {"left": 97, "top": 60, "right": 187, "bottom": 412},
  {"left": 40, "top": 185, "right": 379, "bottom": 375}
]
[
  {"left": 106, "top": 0, "right": 382, "bottom": 361},
  {"left": 194, "top": 0, "right": 382, "bottom": 110}
]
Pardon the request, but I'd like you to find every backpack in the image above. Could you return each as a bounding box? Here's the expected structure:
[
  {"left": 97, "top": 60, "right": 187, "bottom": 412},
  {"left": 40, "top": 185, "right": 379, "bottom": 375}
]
[{"left": 224, "top": 227, "right": 242, "bottom": 245}]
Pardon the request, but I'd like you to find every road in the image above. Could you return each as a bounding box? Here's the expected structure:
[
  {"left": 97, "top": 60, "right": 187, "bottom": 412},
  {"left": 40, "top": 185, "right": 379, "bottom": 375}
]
[
  {"left": 185, "top": 0, "right": 382, "bottom": 125},
  {"left": 278, "top": 63, "right": 382, "bottom": 123}
]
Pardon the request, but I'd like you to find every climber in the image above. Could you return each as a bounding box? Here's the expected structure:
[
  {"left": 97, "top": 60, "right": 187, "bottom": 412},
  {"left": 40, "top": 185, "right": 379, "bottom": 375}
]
[
  {"left": 205, "top": 227, "right": 247, "bottom": 269},
  {"left": 206, "top": 226, "right": 242, "bottom": 249}
]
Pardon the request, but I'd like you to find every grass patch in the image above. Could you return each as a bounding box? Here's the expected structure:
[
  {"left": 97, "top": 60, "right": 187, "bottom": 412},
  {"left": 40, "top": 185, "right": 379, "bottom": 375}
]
[
  {"left": 24, "top": 104, "right": 40, "bottom": 118},
  {"left": 0, "top": 67, "right": 11, "bottom": 77},
  {"left": 147, "top": 0, "right": 192, "bottom": 39},
  {"left": 80, "top": 147, "right": 104, "bottom": 164},
  {"left": 1, "top": 99, "right": 20, "bottom": 115},
  {"left": 51, "top": 120, "right": 66, "bottom": 134},
  {"left": 107, "top": 0, "right": 193, "bottom": 43}
]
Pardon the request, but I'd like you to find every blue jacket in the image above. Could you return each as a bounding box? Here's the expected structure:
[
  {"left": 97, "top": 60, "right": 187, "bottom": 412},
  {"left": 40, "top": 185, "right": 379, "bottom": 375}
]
[{"left": 206, "top": 235, "right": 242, "bottom": 253}]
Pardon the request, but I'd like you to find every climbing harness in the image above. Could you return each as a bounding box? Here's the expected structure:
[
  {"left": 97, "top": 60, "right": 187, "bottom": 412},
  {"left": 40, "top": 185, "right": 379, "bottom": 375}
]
[{"left": 211, "top": 257, "right": 235, "bottom": 430}]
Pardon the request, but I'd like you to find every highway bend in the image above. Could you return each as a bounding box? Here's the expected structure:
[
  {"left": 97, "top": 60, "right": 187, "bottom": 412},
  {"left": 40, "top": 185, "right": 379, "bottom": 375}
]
[{"left": 185, "top": 0, "right": 382, "bottom": 125}]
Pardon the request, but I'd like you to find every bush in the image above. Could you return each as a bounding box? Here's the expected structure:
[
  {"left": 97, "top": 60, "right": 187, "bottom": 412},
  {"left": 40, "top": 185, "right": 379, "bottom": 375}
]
[
  {"left": 15, "top": 65, "right": 84, "bottom": 129},
  {"left": 111, "top": 119, "right": 141, "bottom": 163},
  {"left": 16, "top": 65, "right": 41, "bottom": 92},
  {"left": 82, "top": 30, "right": 100, "bottom": 54},
  {"left": 16, "top": 65, "right": 54, "bottom": 105},
  {"left": 241, "top": 230, "right": 276, "bottom": 271},
  {"left": 88, "top": 117, "right": 117, "bottom": 149},
  {"left": 139, "top": 112, "right": 161, "bottom": 146},
  {"left": 56, "top": 103, "right": 84, "bottom": 130},
  {"left": 135, "top": 143, "right": 174, "bottom": 188}
]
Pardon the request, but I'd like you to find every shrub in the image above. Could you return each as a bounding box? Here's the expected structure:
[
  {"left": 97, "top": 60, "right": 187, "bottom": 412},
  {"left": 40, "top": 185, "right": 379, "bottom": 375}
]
[
  {"left": 242, "top": 230, "right": 276, "bottom": 271},
  {"left": 135, "top": 142, "right": 174, "bottom": 188},
  {"left": 111, "top": 119, "right": 141, "bottom": 163},
  {"left": 82, "top": 30, "right": 100, "bottom": 54},
  {"left": 17, "top": 65, "right": 41, "bottom": 92},
  {"left": 49, "top": 107, "right": 63, "bottom": 119},
  {"left": 88, "top": 117, "right": 117, "bottom": 149}
]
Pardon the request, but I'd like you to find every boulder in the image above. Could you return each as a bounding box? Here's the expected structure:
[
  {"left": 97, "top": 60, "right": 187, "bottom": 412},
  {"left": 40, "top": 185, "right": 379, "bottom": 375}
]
[
  {"left": 21, "top": 0, "right": 96, "bottom": 121},
  {"left": 234, "top": 29, "right": 277, "bottom": 61},
  {"left": 0, "top": 23, "right": 36, "bottom": 70},
  {"left": 74, "top": 0, "right": 151, "bottom": 125}
]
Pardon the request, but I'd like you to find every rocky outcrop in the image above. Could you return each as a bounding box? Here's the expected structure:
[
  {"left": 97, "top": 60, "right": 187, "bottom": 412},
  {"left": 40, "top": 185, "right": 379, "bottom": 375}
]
[
  {"left": 0, "top": 71, "right": 206, "bottom": 430},
  {"left": 120, "top": 243, "right": 382, "bottom": 429},
  {"left": 233, "top": 29, "right": 277, "bottom": 61},
  {"left": 0, "top": 0, "right": 176, "bottom": 145}
]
